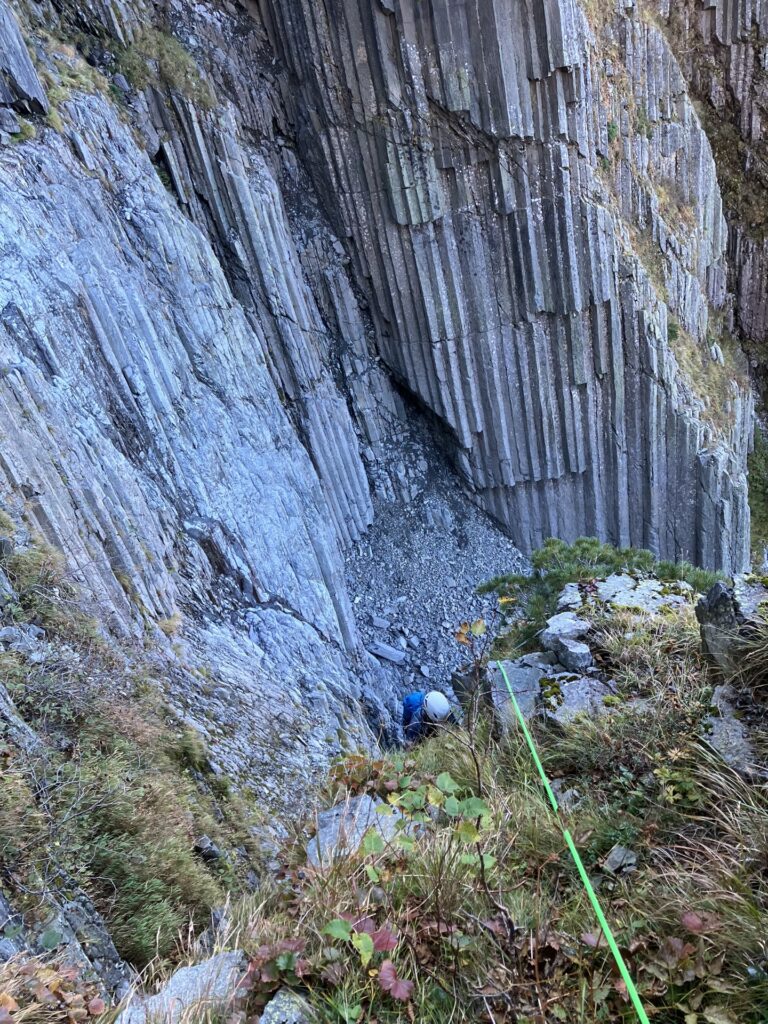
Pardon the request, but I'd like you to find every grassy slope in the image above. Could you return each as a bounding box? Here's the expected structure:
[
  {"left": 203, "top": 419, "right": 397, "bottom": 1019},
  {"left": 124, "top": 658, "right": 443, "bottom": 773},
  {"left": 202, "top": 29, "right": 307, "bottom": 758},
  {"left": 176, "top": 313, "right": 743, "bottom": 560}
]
[
  {"left": 0, "top": 522, "right": 264, "bottom": 972},
  {"left": 1, "top": 528, "right": 765, "bottom": 1024},
  {"left": 215, "top": 552, "right": 766, "bottom": 1024}
]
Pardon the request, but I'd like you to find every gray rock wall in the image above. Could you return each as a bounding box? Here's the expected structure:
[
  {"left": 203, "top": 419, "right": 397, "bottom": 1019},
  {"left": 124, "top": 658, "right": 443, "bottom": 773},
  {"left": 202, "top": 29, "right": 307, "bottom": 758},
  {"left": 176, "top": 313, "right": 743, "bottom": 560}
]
[
  {"left": 263, "top": 0, "right": 753, "bottom": 571},
  {"left": 0, "top": 0, "right": 758, "bottom": 812},
  {"left": 0, "top": 0, "right": 387, "bottom": 807},
  {"left": 662, "top": 0, "right": 768, "bottom": 376}
]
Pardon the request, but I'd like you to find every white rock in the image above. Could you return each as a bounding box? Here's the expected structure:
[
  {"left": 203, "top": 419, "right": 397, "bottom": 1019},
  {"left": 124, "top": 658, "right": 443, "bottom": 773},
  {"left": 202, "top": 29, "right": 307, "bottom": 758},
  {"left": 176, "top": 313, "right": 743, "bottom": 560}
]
[
  {"left": 116, "top": 952, "right": 247, "bottom": 1024},
  {"left": 540, "top": 612, "right": 590, "bottom": 650},
  {"left": 306, "top": 794, "right": 403, "bottom": 868}
]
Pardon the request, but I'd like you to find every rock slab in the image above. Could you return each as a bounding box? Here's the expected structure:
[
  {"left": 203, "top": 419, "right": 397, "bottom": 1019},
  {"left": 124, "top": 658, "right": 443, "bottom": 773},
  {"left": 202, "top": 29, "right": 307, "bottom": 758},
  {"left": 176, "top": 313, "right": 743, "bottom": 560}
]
[
  {"left": 116, "top": 952, "right": 247, "bottom": 1024},
  {"left": 306, "top": 794, "right": 402, "bottom": 868}
]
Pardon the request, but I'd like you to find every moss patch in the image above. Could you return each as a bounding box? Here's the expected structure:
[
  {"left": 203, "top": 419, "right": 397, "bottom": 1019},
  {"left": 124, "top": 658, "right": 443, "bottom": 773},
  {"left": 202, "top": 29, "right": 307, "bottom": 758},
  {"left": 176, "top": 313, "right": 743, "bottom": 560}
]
[
  {"left": 0, "top": 529, "right": 263, "bottom": 969},
  {"left": 114, "top": 29, "right": 215, "bottom": 108}
]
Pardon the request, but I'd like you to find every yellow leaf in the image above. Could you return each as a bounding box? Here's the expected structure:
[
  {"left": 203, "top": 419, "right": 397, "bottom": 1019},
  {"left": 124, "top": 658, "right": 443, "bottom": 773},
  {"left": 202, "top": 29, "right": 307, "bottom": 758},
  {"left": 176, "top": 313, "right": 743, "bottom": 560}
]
[{"left": 470, "top": 618, "right": 486, "bottom": 637}]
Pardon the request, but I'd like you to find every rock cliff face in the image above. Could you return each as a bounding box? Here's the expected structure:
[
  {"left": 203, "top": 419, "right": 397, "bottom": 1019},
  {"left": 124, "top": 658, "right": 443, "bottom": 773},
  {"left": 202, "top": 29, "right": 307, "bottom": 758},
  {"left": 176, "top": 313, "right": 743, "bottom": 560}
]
[
  {"left": 264, "top": 0, "right": 753, "bottom": 571},
  {"left": 658, "top": 1, "right": 768, "bottom": 388},
  {"left": 0, "top": 0, "right": 759, "bottom": 808}
]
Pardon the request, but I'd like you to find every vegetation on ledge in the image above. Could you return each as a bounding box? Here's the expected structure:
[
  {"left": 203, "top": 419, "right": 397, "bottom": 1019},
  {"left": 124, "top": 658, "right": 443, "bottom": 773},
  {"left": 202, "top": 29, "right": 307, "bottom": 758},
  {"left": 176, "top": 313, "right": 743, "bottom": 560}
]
[
  {"left": 478, "top": 536, "right": 723, "bottom": 657},
  {"left": 0, "top": 522, "right": 262, "bottom": 970}
]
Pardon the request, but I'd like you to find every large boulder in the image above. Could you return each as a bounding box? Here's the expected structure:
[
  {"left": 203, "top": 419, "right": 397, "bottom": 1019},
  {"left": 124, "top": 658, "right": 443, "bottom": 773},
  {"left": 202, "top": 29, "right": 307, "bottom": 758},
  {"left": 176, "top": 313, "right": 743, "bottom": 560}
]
[
  {"left": 0, "top": 0, "right": 48, "bottom": 113},
  {"left": 487, "top": 656, "right": 549, "bottom": 726},
  {"left": 115, "top": 952, "right": 247, "bottom": 1024},
  {"left": 696, "top": 576, "right": 768, "bottom": 674}
]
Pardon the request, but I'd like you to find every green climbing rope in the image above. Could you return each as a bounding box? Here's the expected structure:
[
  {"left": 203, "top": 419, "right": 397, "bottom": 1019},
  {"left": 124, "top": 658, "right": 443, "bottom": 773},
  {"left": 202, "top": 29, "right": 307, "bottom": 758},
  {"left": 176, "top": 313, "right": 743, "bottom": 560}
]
[{"left": 494, "top": 660, "right": 651, "bottom": 1024}]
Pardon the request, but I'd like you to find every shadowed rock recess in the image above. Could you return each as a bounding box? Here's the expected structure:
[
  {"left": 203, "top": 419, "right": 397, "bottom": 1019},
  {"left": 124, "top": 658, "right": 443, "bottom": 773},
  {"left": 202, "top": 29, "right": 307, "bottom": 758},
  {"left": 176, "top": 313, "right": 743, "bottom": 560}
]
[{"left": 0, "top": 0, "right": 758, "bottom": 802}]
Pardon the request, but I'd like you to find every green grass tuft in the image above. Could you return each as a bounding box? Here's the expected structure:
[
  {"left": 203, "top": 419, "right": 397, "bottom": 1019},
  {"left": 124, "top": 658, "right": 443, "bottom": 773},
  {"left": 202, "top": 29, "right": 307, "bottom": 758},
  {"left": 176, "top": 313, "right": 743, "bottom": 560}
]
[{"left": 480, "top": 537, "right": 723, "bottom": 657}]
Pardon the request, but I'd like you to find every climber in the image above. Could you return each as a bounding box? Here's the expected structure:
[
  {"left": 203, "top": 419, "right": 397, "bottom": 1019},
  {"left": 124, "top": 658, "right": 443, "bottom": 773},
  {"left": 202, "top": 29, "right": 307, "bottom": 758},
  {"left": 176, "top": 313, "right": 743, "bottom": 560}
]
[{"left": 402, "top": 689, "right": 457, "bottom": 744}]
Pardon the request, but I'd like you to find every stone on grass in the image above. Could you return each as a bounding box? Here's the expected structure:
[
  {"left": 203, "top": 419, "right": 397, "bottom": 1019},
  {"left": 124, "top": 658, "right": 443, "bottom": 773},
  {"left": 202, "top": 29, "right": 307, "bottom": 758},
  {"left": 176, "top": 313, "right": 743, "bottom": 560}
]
[
  {"left": 703, "top": 685, "right": 755, "bottom": 774},
  {"left": 306, "top": 794, "right": 402, "bottom": 868},
  {"left": 547, "top": 677, "right": 611, "bottom": 725},
  {"left": 540, "top": 612, "right": 590, "bottom": 650},
  {"left": 552, "top": 636, "right": 593, "bottom": 672},
  {"left": 260, "top": 988, "right": 316, "bottom": 1023},
  {"left": 602, "top": 844, "right": 637, "bottom": 874},
  {"left": 557, "top": 582, "right": 583, "bottom": 611},
  {"left": 116, "top": 951, "right": 247, "bottom": 1024}
]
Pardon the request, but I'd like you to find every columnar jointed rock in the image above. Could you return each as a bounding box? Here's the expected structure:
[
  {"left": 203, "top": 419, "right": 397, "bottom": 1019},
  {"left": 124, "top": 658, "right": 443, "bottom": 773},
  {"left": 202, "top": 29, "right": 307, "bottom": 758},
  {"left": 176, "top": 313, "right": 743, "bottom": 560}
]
[
  {"left": 0, "top": 2, "right": 48, "bottom": 114},
  {"left": 263, "top": 0, "right": 753, "bottom": 571}
]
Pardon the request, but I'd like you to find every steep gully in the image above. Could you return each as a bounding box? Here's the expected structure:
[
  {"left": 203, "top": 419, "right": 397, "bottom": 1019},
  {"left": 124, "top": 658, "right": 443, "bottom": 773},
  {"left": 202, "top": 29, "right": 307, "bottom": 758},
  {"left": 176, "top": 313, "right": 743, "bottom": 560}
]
[{"left": 0, "top": 0, "right": 759, "bottom": 811}]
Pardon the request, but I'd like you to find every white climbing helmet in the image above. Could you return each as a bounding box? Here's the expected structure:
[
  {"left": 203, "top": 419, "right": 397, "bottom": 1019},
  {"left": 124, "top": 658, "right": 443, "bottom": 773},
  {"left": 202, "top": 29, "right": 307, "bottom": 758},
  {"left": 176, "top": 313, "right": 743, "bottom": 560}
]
[{"left": 424, "top": 690, "right": 451, "bottom": 722}]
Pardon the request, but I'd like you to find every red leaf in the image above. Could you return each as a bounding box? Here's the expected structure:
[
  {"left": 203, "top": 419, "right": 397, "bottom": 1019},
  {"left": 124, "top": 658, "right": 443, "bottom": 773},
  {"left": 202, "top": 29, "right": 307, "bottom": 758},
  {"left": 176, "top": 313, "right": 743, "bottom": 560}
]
[
  {"left": 340, "top": 913, "right": 376, "bottom": 933},
  {"left": 391, "top": 976, "right": 415, "bottom": 1002},
  {"left": 378, "top": 959, "right": 414, "bottom": 1002},
  {"left": 0, "top": 1010, "right": 14, "bottom": 1024},
  {"left": 681, "top": 910, "right": 720, "bottom": 934},
  {"left": 278, "top": 938, "right": 305, "bottom": 953},
  {"left": 371, "top": 927, "right": 399, "bottom": 952},
  {"left": 87, "top": 997, "right": 106, "bottom": 1016}
]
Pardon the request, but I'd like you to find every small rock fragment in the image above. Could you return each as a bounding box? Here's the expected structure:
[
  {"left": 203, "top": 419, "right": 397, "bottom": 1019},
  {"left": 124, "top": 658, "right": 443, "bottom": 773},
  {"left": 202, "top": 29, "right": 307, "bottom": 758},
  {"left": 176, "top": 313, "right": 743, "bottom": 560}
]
[
  {"left": 602, "top": 845, "right": 638, "bottom": 875},
  {"left": 368, "top": 642, "right": 406, "bottom": 664}
]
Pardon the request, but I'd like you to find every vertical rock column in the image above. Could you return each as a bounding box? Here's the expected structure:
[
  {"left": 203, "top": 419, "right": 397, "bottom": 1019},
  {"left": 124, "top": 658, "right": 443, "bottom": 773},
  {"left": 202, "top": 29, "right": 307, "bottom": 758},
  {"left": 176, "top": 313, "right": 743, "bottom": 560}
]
[{"left": 260, "top": 0, "right": 752, "bottom": 571}]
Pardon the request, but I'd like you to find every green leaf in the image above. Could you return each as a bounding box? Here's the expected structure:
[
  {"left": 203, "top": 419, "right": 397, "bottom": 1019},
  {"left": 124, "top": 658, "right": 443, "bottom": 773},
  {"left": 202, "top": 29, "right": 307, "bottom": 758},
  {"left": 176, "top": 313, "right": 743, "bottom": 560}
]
[
  {"left": 436, "top": 772, "right": 459, "bottom": 794},
  {"left": 395, "top": 833, "right": 416, "bottom": 852},
  {"left": 362, "top": 828, "right": 385, "bottom": 855},
  {"left": 470, "top": 618, "right": 487, "bottom": 636},
  {"left": 460, "top": 796, "right": 490, "bottom": 819},
  {"left": 426, "top": 785, "right": 445, "bottom": 806},
  {"left": 275, "top": 951, "right": 297, "bottom": 972},
  {"left": 444, "top": 795, "right": 461, "bottom": 817},
  {"left": 39, "top": 928, "right": 63, "bottom": 951},
  {"left": 376, "top": 803, "right": 395, "bottom": 816},
  {"left": 352, "top": 931, "right": 374, "bottom": 967},
  {"left": 323, "top": 919, "right": 353, "bottom": 942},
  {"left": 455, "top": 820, "right": 480, "bottom": 843},
  {"left": 365, "top": 864, "right": 380, "bottom": 883},
  {"left": 399, "top": 789, "right": 425, "bottom": 811}
]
